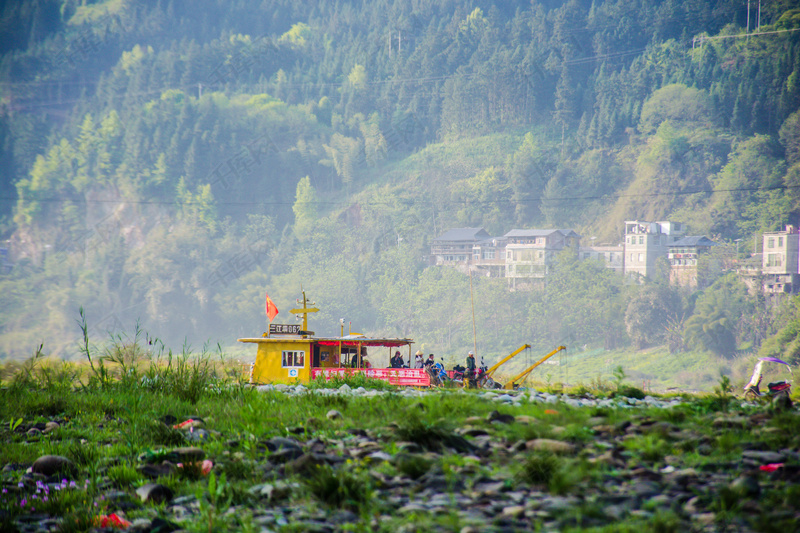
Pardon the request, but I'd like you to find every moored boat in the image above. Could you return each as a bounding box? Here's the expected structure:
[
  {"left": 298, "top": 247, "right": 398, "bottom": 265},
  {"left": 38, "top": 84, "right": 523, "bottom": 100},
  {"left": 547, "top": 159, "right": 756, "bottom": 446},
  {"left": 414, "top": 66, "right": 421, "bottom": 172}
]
[{"left": 238, "top": 291, "right": 429, "bottom": 386}]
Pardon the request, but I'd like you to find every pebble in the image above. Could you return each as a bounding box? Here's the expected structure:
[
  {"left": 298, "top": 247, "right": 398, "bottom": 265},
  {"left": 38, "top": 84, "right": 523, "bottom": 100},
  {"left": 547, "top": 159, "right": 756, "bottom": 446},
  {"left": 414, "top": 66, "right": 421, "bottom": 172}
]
[
  {"left": 30, "top": 455, "right": 77, "bottom": 478},
  {"left": 326, "top": 409, "right": 342, "bottom": 420},
  {"left": 136, "top": 483, "right": 174, "bottom": 504},
  {"left": 525, "top": 439, "right": 576, "bottom": 454}
]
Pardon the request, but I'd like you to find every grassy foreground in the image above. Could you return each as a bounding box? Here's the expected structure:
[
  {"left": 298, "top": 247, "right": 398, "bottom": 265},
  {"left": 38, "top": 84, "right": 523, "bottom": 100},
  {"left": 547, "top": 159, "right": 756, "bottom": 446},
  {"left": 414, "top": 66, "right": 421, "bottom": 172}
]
[{"left": 0, "top": 339, "right": 799, "bottom": 532}]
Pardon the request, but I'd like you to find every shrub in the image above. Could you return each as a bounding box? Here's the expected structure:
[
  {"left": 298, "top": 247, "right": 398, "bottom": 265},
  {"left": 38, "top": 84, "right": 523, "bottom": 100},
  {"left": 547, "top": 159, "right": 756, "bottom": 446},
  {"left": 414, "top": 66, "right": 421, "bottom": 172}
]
[
  {"left": 516, "top": 452, "right": 560, "bottom": 486},
  {"left": 305, "top": 465, "right": 372, "bottom": 511}
]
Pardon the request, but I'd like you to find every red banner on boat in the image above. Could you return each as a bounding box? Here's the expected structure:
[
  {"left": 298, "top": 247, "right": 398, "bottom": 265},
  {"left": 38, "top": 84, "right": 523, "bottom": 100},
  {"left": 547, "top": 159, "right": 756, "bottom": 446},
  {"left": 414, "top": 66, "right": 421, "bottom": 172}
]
[
  {"left": 311, "top": 368, "right": 430, "bottom": 387},
  {"left": 265, "top": 293, "right": 279, "bottom": 322}
]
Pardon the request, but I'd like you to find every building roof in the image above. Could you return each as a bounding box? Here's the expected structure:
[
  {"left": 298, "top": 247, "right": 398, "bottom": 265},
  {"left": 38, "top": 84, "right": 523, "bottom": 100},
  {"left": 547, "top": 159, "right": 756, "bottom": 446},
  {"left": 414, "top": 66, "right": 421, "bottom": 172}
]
[
  {"left": 433, "top": 227, "right": 491, "bottom": 242},
  {"left": 669, "top": 236, "right": 717, "bottom": 247},
  {"left": 504, "top": 229, "right": 581, "bottom": 239},
  {"left": 504, "top": 229, "right": 559, "bottom": 238},
  {"left": 474, "top": 237, "right": 508, "bottom": 247}
]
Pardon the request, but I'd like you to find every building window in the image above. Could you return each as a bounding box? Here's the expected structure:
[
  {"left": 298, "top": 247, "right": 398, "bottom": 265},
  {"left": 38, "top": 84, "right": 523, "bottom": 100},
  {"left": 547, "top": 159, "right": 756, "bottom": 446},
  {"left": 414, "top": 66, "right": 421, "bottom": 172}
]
[
  {"left": 630, "top": 253, "right": 635, "bottom": 262},
  {"left": 638, "top": 253, "right": 644, "bottom": 262},
  {"left": 473, "top": 250, "right": 480, "bottom": 259},
  {"left": 483, "top": 250, "right": 495, "bottom": 260},
  {"left": 609, "top": 253, "right": 614, "bottom": 261},
  {"left": 639, "top": 236, "right": 644, "bottom": 245},
  {"left": 779, "top": 236, "right": 784, "bottom": 247},
  {"left": 766, "top": 254, "right": 783, "bottom": 267},
  {"left": 768, "top": 238, "right": 775, "bottom": 248},
  {"left": 282, "top": 350, "right": 305, "bottom": 368}
]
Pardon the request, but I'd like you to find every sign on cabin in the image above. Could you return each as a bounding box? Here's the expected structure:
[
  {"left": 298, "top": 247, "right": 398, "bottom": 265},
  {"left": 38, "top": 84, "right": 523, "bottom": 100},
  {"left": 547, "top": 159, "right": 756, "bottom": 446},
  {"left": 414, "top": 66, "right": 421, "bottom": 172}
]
[{"left": 269, "top": 324, "right": 302, "bottom": 335}]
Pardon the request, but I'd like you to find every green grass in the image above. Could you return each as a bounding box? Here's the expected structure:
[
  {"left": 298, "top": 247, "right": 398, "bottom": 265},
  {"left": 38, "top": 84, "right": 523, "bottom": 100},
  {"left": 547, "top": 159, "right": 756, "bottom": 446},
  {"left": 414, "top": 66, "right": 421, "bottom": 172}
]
[{"left": 1, "top": 339, "right": 799, "bottom": 533}]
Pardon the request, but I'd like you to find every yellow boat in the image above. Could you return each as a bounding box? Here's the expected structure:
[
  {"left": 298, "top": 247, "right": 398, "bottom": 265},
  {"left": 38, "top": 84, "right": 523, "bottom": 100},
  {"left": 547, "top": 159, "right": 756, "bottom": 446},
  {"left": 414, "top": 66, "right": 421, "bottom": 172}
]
[{"left": 238, "top": 290, "right": 428, "bottom": 386}]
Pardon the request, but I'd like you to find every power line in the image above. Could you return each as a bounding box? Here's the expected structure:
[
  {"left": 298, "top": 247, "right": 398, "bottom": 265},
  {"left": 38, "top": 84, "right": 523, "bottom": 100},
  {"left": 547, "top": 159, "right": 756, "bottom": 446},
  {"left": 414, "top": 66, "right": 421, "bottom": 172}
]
[{"left": 0, "top": 182, "right": 795, "bottom": 208}]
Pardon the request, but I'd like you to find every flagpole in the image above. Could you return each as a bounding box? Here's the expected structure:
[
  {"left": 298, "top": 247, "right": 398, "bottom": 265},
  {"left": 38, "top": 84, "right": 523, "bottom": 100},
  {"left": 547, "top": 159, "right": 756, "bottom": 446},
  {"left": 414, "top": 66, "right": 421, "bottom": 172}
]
[{"left": 469, "top": 268, "right": 477, "bottom": 358}]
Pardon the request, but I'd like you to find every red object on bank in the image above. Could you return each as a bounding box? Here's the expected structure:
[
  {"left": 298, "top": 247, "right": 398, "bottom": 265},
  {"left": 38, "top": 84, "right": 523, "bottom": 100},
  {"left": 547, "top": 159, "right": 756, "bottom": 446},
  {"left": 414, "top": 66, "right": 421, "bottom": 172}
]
[
  {"left": 95, "top": 513, "right": 132, "bottom": 528},
  {"left": 266, "top": 293, "right": 279, "bottom": 322}
]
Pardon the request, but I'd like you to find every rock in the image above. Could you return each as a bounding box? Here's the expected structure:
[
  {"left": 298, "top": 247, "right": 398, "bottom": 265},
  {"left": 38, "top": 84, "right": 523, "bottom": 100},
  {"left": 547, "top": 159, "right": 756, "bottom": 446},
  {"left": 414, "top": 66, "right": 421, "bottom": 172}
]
[
  {"left": 486, "top": 411, "right": 515, "bottom": 424},
  {"left": 773, "top": 393, "right": 793, "bottom": 411},
  {"left": 249, "top": 481, "right": 299, "bottom": 500},
  {"left": 742, "top": 450, "right": 785, "bottom": 464},
  {"left": 284, "top": 453, "right": 326, "bottom": 475},
  {"left": 525, "top": 439, "right": 575, "bottom": 454},
  {"left": 26, "top": 428, "right": 42, "bottom": 437},
  {"left": 516, "top": 415, "right": 535, "bottom": 424},
  {"left": 712, "top": 416, "right": 748, "bottom": 428},
  {"left": 501, "top": 505, "right": 525, "bottom": 519},
  {"left": 326, "top": 409, "right": 343, "bottom": 420},
  {"left": 461, "top": 428, "right": 490, "bottom": 437},
  {"left": 183, "top": 428, "right": 210, "bottom": 442},
  {"left": 365, "top": 451, "right": 392, "bottom": 464},
  {"left": 166, "top": 447, "right": 205, "bottom": 463},
  {"left": 270, "top": 447, "right": 304, "bottom": 463},
  {"left": 31, "top": 455, "right": 77, "bottom": 478},
  {"left": 43, "top": 421, "right": 60, "bottom": 434},
  {"left": 729, "top": 475, "right": 760, "bottom": 498},
  {"left": 136, "top": 483, "right": 174, "bottom": 504},
  {"left": 264, "top": 436, "right": 302, "bottom": 452},
  {"left": 398, "top": 503, "right": 428, "bottom": 514},
  {"left": 664, "top": 468, "right": 699, "bottom": 487},
  {"left": 629, "top": 480, "right": 661, "bottom": 498},
  {"left": 137, "top": 462, "right": 177, "bottom": 479}
]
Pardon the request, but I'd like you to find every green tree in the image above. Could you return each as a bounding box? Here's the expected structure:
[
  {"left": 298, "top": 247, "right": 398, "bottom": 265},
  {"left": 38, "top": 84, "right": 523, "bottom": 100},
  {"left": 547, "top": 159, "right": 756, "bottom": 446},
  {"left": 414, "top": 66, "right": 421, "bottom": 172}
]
[
  {"left": 625, "top": 285, "right": 683, "bottom": 350},
  {"left": 293, "top": 176, "right": 318, "bottom": 239}
]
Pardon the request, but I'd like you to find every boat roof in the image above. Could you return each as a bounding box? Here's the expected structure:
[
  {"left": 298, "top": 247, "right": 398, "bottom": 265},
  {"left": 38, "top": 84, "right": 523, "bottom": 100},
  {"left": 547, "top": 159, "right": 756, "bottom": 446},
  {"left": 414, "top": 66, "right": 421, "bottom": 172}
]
[{"left": 238, "top": 336, "right": 413, "bottom": 347}]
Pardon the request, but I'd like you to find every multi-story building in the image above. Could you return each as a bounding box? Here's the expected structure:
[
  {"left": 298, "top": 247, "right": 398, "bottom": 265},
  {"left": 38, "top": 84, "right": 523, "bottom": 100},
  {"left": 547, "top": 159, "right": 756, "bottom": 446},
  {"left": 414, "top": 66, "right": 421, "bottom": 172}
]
[
  {"left": 668, "top": 236, "right": 717, "bottom": 288},
  {"left": 579, "top": 243, "right": 624, "bottom": 273},
  {"left": 762, "top": 225, "right": 800, "bottom": 294},
  {"left": 471, "top": 237, "right": 507, "bottom": 278},
  {"left": 430, "top": 227, "right": 491, "bottom": 265},
  {"left": 504, "top": 229, "right": 580, "bottom": 288},
  {"left": 623, "top": 221, "right": 686, "bottom": 280}
]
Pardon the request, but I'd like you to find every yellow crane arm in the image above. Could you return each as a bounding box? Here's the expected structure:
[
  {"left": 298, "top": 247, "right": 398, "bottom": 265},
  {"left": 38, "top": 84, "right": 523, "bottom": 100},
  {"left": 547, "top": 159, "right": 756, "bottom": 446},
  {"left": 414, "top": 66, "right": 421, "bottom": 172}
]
[
  {"left": 485, "top": 344, "right": 531, "bottom": 379},
  {"left": 504, "top": 346, "right": 566, "bottom": 389}
]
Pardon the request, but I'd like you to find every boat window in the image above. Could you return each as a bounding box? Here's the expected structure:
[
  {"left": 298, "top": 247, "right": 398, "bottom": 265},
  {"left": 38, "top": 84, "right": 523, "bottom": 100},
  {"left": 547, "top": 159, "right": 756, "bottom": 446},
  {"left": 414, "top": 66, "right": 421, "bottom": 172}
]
[{"left": 282, "top": 350, "right": 305, "bottom": 368}]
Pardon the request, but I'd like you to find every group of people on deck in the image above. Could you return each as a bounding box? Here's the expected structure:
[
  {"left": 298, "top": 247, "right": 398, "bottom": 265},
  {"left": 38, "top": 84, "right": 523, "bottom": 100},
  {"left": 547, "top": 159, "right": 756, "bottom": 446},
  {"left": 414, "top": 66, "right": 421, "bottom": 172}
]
[
  {"left": 390, "top": 349, "right": 434, "bottom": 369},
  {"left": 389, "top": 349, "right": 476, "bottom": 372}
]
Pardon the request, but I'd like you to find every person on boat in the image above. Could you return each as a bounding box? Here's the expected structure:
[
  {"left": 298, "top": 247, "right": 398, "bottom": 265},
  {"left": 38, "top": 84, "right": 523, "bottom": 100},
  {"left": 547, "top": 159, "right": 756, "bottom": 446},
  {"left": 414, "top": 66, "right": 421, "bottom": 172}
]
[
  {"left": 466, "top": 351, "right": 477, "bottom": 385},
  {"left": 424, "top": 353, "right": 435, "bottom": 367},
  {"left": 414, "top": 350, "right": 424, "bottom": 369},
  {"left": 390, "top": 351, "right": 405, "bottom": 368}
]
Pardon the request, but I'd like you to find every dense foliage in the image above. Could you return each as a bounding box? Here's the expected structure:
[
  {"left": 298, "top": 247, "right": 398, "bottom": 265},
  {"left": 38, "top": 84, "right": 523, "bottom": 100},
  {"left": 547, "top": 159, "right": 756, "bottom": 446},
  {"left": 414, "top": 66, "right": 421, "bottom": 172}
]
[{"left": 2, "top": 0, "right": 800, "bottom": 363}]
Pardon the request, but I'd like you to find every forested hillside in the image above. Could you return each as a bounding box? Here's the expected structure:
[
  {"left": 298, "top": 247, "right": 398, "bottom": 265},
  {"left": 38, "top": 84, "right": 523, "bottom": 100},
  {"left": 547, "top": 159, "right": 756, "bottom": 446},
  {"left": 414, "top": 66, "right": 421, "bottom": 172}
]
[{"left": 2, "top": 0, "right": 800, "bottom": 368}]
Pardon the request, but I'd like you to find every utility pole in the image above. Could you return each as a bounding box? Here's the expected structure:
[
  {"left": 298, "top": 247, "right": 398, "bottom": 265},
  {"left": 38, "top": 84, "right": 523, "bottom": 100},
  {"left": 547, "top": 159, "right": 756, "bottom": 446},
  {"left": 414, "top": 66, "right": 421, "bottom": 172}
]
[
  {"left": 757, "top": 0, "right": 761, "bottom": 31},
  {"left": 746, "top": 0, "right": 750, "bottom": 33}
]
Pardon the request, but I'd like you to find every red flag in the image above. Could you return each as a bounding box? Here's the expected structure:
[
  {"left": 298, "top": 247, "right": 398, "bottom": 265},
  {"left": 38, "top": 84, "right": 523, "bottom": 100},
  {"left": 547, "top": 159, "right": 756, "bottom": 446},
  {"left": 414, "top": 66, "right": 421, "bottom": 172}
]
[{"left": 265, "top": 293, "right": 279, "bottom": 322}]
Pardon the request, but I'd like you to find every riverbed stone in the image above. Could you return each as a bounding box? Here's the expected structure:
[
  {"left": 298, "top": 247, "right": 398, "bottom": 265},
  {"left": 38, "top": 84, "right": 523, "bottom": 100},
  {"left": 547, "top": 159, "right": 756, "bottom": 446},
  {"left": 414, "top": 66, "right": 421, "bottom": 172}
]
[{"left": 31, "top": 455, "right": 77, "bottom": 478}]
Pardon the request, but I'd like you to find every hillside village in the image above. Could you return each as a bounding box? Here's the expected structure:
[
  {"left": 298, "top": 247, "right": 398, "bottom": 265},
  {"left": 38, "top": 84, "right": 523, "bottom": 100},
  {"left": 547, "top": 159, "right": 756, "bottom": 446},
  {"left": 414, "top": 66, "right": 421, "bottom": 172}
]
[{"left": 431, "top": 221, "right": 800, "bottom": 296}]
